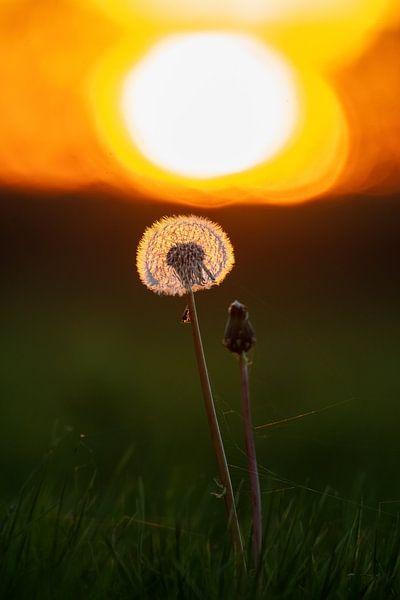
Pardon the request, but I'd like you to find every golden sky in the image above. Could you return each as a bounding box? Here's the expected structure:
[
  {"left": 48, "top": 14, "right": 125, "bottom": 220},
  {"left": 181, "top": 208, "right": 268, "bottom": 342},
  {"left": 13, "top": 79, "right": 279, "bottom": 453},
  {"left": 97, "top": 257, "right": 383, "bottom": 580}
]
[{"left": 0, "top": 0, "right": 399, "bottom": 206}]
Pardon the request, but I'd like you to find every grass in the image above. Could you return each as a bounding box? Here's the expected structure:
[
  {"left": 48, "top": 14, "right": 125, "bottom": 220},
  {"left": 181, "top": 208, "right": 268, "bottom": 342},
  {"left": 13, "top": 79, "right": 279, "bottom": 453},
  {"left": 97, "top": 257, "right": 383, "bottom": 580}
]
[{"left": 2, "top": 439, "right": 400, "bottom": 600}]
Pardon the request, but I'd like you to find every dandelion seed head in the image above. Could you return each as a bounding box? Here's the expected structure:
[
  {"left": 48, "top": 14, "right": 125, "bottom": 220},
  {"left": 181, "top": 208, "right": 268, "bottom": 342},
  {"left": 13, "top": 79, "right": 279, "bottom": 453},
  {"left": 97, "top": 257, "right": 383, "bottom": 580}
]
[{"left": 136, "top": 215, "right": 234, "bottom": 296}]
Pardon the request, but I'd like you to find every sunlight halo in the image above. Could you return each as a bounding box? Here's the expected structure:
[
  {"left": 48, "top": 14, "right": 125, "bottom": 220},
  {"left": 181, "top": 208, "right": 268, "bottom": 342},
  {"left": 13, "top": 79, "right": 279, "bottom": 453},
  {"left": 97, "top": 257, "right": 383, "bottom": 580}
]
[{"left": 121, "top": 32, "right": 299, "bottom": 179}]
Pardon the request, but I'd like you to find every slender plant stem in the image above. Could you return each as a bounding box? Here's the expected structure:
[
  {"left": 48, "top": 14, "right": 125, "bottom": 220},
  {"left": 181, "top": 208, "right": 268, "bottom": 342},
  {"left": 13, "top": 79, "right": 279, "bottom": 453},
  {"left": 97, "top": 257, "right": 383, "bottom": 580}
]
[
  {"left": 239, "top": 352, "right": 262, "bottom": 567},
  {"left": 187, "top": 291, "right": 245, "bottom": 564}
]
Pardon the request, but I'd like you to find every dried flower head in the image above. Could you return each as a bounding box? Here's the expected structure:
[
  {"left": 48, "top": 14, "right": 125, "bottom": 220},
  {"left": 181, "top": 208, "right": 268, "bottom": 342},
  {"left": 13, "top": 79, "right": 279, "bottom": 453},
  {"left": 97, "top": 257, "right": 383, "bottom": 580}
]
[
  {"left": 136, "top": 215, "right": 234, "bottom": 296},
  {"left": 223, "top": 300, "right": 256, "bottom": 354}
]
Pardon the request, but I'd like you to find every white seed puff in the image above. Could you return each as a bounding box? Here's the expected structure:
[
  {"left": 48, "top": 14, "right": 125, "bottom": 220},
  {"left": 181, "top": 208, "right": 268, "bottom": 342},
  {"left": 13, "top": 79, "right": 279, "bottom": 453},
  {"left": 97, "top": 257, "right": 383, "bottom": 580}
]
[{"left": 136, "top": 215, "right": 235, "bottom": 296}]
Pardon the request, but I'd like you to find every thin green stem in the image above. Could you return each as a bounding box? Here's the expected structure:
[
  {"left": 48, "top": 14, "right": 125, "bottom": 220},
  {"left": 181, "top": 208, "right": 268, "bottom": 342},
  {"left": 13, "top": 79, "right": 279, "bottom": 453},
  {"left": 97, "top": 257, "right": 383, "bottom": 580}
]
[
  {"left": 187, "top": 291, "right": 245, "bottom": 564},
  {"left": 239, "top": 352, "right": 262, "bottom": 567}
]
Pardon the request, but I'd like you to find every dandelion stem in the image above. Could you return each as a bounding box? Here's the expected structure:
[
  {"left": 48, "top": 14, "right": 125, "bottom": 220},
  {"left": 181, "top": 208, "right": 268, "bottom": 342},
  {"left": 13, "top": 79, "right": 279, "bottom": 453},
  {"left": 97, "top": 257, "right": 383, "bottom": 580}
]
[
  {"left": 239, "top": 351, "right": 262, "bottom": 567},
  {"left": 187, "top": 291, "right": 245, "bottom": 564}
]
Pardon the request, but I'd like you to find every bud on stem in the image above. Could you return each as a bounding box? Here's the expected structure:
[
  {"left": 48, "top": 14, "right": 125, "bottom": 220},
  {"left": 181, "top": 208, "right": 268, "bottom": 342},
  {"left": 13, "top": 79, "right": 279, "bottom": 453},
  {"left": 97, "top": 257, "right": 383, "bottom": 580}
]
[{"left": 224, "top": 300, "right": 262, "bottom": 567}]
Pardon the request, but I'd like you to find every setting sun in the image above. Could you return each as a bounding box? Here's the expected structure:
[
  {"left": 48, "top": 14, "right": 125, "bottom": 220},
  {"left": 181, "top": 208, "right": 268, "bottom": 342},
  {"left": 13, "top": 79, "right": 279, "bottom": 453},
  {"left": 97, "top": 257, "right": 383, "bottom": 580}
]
[
  {"left": 121, "top": 33, "right": 299, "bottom": 179},
  {"left": 0, "top": 0, "right": 398, "bottom": 205}
]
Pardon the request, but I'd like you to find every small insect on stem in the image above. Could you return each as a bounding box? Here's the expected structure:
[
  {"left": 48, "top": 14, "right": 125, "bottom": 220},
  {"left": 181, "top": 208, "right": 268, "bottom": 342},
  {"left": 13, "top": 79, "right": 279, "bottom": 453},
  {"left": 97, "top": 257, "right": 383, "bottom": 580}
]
[
  {"left": 181, "top": 305, "right": 191, "bottom": 324},
  {"left": 136, "top": 215, "right": 244, "bottom": 567}
]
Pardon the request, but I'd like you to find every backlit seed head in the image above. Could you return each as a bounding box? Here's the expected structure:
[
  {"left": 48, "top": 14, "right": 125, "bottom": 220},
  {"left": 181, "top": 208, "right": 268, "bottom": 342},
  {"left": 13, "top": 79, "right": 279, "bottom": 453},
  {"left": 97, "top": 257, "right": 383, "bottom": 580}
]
[{"left": 136, "top": 215, "right": 235, "bottom": 296}]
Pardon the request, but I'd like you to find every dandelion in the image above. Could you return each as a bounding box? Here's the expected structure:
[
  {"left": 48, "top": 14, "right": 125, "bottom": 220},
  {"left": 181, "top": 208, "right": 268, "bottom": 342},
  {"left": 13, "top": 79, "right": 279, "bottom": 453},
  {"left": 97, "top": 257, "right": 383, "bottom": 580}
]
[
  {"left": 223, "top": 300, "right": 257, "bottom": 354},
  {"left": 223, "top": 300, "right": 262, "bottom": 568},
  {"left": 136, "top": 215, "right": 244, "bottom": 566},
  {"left": 136, "top": 215, "right": 234, "bottom": 296}
]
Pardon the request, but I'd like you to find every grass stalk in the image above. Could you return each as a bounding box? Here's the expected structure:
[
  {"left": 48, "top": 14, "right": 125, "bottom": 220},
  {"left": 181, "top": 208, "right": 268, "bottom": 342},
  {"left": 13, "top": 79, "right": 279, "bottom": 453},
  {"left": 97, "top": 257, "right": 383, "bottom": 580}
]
[
  {"left": 239, "top": 351, "right": 262, "bottom": 567},
  {"left": 187, "top": 291, "right": 245, "bottom": 565}
]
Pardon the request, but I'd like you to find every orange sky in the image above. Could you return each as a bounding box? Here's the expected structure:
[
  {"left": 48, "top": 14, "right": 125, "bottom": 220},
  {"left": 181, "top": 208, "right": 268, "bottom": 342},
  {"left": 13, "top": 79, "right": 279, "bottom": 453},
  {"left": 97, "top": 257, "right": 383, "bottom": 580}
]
[{"left": 0, "top": 0, "right": 399, "bottom": 206}]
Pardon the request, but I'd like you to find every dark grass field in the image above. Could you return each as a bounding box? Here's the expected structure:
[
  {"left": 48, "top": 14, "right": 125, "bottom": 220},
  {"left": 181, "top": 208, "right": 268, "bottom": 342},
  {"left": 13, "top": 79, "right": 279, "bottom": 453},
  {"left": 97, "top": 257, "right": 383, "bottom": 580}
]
[
  {"left": 2, "top": 441, "right": 400, "bottom": 599},
  {"left": 1, "top": 189, "right": 400, "bottom": 597}
]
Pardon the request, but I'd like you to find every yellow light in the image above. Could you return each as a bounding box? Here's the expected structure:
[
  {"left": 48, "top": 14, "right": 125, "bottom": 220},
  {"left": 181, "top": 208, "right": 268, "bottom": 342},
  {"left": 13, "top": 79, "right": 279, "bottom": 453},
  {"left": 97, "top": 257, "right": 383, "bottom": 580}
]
[
  {"left": 90, "top": 0, "right": 387, "bottom": 29},
  {"left": 121, "top": 32, "right": 299, "bottom": 179},
  {"left": 90, "top": 35, "right": 348, "bottom": 206},
  {"left": 0, "top": 0, "right": 397, "bottom": 205},
  {"left": 88, "top": 0, "right": 391, "bottom": 68}
]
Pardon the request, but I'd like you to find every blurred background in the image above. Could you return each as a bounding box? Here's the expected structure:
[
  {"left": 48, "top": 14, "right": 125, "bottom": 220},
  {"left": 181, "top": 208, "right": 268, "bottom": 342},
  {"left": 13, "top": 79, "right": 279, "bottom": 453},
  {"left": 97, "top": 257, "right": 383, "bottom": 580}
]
[
  {"left": 1, "top": 0, "right": 400, "bottom": 511},
  {"left": 1, "top": 189, "right": 399, "bottom": 506}
]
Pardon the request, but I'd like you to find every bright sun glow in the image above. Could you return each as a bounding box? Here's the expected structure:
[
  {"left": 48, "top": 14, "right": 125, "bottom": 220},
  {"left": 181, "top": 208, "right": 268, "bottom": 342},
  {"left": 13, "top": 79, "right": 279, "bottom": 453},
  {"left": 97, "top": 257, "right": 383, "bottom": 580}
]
[
  {"left": 1, "top": 0, "right": 397, "bottom": 205},
  {"left": 121, "top": 33, "right": 299, "bottom": 179}
]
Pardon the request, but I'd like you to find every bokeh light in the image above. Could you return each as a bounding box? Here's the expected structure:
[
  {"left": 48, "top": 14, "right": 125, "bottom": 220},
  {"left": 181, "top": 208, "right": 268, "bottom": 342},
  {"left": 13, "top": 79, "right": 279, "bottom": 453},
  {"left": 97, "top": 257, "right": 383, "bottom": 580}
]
[
  {"left": 0, "top": 0, "right": 397, "bottom": 205},
  {"left": 121, "top": 33, "right": 299, "bottom": 179}
]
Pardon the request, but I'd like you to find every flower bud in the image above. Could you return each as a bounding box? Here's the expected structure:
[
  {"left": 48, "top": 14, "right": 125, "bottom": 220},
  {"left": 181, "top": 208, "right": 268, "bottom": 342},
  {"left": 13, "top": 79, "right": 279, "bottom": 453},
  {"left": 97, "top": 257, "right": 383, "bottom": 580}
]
[{"left": 223, "top": 300, "right": 256, "bottom": 354}]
